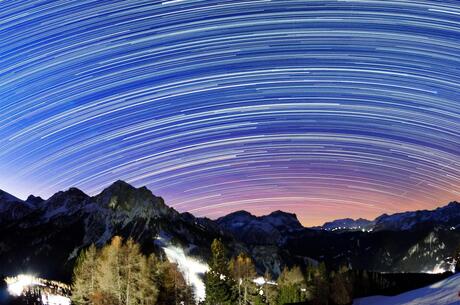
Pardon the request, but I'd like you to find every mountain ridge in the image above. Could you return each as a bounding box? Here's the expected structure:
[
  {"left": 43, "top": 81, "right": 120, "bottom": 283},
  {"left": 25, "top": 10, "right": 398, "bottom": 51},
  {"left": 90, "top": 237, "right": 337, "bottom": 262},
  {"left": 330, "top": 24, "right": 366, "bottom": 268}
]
[
  {"left": 1, "top": 183, "right": 458, "bottom": 232},
  {"left": 0, "top": 181, "right": 235, "bottom": 281},
  {"left": 315, "top": 201, "right": 460, "bottom": 232},
  {"left": 0, "top": 182, "right": 459, "bottom": 282}
]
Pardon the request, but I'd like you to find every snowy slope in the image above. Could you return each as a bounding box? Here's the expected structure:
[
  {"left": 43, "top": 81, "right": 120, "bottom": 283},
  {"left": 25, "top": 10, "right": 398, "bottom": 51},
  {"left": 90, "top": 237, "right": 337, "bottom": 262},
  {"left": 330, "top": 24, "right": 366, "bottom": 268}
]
[{"left": 353, "top": 273, "right": 460, "bottom": 305}]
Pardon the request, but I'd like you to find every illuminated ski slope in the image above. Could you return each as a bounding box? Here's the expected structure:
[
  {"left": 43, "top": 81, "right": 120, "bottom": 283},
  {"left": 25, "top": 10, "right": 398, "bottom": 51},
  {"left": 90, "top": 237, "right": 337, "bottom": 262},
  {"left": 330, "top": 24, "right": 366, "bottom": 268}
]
[{"left": 161, "top": 242, "right": 209, "bottom": 302}]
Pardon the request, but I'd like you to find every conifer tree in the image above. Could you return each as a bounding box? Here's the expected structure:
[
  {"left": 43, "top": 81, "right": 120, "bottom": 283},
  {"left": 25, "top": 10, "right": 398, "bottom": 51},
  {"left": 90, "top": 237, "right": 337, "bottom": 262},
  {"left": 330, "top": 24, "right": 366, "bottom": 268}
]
[
  {"left": 329, "top": 272, "right": 351, "bottom": 305},
  {"left": 454, "top": 244, "right": 460, "bottom": 273},
  {"left": 123, "top": 238, "right": 144, "bottom": 305},
  {"left": 72, "top": 236, "right": 163, "bottom": 305},
  {"left": 72, "top": 244, "right": 99, "bottom": 305},
  {"left": 139, "top": 254, "right": 160, "bottom": 305},
  {"left": 204, "top": 239, "right": 237, "bottom": 305},
  {"left": 230, "top": 253, "right": 257, "bottom": 305},
  {"left": 97, "top": 236, "right": 124, "bottom": 305},
  {"left": 277, "top": 266, "right": 306, "bottom": 305},
  {"left": 157, "top": 260, "right": 194, "bottom": 305},
  {"left": 309, "top": 262, "right": 329, "bottom": 305},
  {"left": 262, "top": 271, "right": 278, "bottom": 305}
]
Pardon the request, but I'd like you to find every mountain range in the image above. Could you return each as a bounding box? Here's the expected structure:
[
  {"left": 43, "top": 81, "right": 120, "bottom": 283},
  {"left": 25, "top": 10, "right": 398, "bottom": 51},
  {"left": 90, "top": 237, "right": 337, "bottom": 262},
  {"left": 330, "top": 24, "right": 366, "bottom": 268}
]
[
  {"left": 314, "top": 202, "right": 460, "bottom": 232},
  {"left": 0, "top": 181, "right": 458, "bottom": 283}
]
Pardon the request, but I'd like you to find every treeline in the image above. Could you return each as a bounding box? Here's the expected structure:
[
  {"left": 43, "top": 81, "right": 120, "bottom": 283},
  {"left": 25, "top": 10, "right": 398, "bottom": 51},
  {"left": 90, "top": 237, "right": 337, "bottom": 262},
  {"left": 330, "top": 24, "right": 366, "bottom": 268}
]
[
  {"left": 71, "top": 237, "right": 459, "bottom": 305},
  {"left": 202, "top": 239, "right": 455, "bottom": 305},
  {"left": 203, "top": 239, "right": 352, "bottom": 305},
  {"left": 71, "top": 236, "right": 194, "bottom": 305}
]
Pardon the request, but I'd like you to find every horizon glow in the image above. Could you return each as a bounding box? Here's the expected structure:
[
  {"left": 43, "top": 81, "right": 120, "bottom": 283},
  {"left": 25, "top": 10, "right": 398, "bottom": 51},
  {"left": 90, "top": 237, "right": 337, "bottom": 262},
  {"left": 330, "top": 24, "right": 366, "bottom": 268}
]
[{"left": 0, "top": 0, "right": 459, "bottom": 226}]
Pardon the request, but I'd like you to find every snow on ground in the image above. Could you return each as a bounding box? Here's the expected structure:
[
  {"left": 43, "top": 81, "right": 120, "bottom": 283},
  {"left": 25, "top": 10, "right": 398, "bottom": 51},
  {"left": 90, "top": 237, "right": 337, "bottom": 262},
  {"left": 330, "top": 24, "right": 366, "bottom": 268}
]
[
  {"left": 41, "top": 294, "right": 71, "bottom": 305},
  {"left": 353, "top": 273, "right": 460, "bottom": 305},
  {"left": 156, "top": 235, "right": 209, "bottom": 302},
  {"left": 253, "top": 276, "right": 277, "bottom": 286}
]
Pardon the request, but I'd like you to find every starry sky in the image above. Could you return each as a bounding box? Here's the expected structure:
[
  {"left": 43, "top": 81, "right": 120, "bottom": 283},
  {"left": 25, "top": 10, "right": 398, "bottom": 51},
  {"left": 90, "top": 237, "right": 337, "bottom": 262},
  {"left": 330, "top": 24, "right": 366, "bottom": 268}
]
[{"left": 0, "top": 0, "right": 459, "bottom": 226}]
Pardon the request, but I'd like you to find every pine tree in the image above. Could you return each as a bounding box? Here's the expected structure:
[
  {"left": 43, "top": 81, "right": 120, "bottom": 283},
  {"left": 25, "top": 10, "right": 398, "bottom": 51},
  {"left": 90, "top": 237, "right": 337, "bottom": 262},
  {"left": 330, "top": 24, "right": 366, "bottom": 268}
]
[
  {"left": 204, "top": 239, "right": 237, "bottom": 305},
  {"left": 123, "top": 238, "right": 145, "bottom": 305},
  {"left": 230, "top": 253, "right": 257, "bottom": 305},
  {"left": 72, "top": 236, "right": 162, "bottom": 305},
  {"left": 357, "top": 270, "right": 370, "bottom": 296},
  {"left": 262, "top": 271, "right": 278, "bottom": 305},
  {"left": 72, "top": 244, "right": 99, "bottom": 305},
  {"left": 139, "top": 254, "right": 160, "bottom": 305},
  {"left": 310, "top": 262, "right": 329, "bottom": 305},
  {"left": 156, "top": 260, "right": 195, "bottom": 305},
  {"left": 454, "top": 244, "right": 460, "bottom": 273},
  {"left": 97, "top": 236, "right": 124, "bottom": 305},
  {"left": 277, "top": 266, "right": 307, "bottom": 305},
  {"left": 330, "top": 272, "right": 351, "bottom": 305}
]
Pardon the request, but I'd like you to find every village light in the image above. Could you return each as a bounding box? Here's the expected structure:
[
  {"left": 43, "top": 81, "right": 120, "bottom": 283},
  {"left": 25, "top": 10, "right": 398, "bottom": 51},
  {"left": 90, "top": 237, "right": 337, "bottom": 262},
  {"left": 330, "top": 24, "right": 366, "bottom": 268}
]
[
  {"left": 5, "top": 274, "right": 71, "bottom": 305},
  {"left": 5, "top": 274, "right": 42, "bottom": 296}
]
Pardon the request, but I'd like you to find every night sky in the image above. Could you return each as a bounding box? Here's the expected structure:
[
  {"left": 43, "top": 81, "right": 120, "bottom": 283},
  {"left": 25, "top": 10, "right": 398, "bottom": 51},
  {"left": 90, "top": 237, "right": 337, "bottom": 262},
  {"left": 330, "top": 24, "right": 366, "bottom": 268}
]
[{"left": 0, "top": 0, "right": 459, "bottom": 226}]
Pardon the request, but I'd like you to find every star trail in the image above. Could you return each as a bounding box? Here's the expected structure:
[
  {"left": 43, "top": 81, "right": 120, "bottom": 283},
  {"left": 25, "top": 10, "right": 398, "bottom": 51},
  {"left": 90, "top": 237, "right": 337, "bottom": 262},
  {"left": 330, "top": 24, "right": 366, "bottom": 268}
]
[{"left": 0, "top": 0, "right": 459, "bottom": 225}]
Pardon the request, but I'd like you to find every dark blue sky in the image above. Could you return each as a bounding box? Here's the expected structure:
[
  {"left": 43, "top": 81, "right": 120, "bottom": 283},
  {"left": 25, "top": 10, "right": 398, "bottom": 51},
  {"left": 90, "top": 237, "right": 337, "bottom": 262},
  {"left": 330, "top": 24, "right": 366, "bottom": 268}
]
[{"left": 0, "top": 0, "right": 459, "bottom": 225}]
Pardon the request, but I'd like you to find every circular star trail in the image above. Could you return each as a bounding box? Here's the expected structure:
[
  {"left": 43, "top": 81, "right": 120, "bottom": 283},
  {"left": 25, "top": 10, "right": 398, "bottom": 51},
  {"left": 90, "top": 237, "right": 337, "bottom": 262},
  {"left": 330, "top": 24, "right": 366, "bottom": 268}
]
[{"left": 0, "top": 0, "right": 459, "bottom": 225}]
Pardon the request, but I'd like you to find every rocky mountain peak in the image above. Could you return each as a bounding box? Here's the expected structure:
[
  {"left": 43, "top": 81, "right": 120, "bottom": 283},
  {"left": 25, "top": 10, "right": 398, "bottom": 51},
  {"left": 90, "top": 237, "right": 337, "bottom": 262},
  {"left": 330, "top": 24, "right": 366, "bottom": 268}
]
[
  {"left": 104, "top": 179, "right": 136, "bottom": 192},
  {"left": 0, "top": 189, "right": 23, "bottom": 203},
  {"left": 26, "top": 195, "right": 45, "bottom": 206},
  {"left": 216, "top": 209, "right": 303, "bottom": 245},
  {"left": 0, "top": 189, "right": 34, "bottom": 223},
  {"left": 317, "top": 217, "right": 374, "bottom": 231},
  {"left": 264, "top": 210, "right": 303, "bottom": 230},
  {"left": 220, "top": 210, "right": 255, "bottom": 220},
  {"left": 48, "top": 187, "right": 89, "bottom": 203},
  {"left": 95, "top": 180, "right": 170, "bottom": 217},
  {"left": 446, "top": 201, "right": 460, "bottom": 208}
]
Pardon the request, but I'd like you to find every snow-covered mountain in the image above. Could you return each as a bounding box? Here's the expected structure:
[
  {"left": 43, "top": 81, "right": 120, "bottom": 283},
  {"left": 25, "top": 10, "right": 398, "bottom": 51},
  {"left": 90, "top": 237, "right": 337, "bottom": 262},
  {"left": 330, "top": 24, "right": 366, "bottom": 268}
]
[
  {"left": 0, "top": 181, "right": 228, "bottom": 282},
  {"left": 373, "top": 202, "right": 460, "bottom": 232},
  {"left": 316, "top": 201, "right": 460, "bottom": 232},
  {"left": 354, "top": 272, "right": 460, "bottom": 305},
  {"left": 216, "top": 210, "right": 302, "bottom": 245}
]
